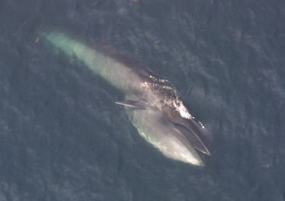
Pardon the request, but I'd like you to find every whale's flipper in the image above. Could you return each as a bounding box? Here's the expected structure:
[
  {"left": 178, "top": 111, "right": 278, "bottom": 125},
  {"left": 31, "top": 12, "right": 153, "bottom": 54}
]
[{"left": 115, "top": 100, "right": 146, "bottom": 109}]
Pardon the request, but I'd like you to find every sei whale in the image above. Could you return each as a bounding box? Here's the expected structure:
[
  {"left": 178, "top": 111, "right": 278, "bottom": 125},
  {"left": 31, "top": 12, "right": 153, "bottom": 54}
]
[{"left": 41, "top": 31, "right": 210, "bottom": 166}]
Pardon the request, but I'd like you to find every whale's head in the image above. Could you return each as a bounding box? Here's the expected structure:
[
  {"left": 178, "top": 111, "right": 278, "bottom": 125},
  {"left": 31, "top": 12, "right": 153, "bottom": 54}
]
[{"left": 124, "top": 100, "right": 210, "bottom": 166}]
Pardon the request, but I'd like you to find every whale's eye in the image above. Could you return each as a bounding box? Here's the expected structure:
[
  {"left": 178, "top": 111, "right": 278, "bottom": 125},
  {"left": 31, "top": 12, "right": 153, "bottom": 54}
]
[{"left": 171, "top": 110, "right": 177, "bottom": 117}]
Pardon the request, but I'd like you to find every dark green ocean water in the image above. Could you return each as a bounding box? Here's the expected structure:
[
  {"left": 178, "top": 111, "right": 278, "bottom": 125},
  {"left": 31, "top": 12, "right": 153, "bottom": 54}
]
[{"left": 0, "top": 0, "right": 285, "bottom": 200}]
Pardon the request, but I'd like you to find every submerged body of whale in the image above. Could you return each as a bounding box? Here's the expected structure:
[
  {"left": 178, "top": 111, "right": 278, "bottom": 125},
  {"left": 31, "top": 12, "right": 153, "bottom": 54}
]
[{"left": 41, "top": 31, "right": 210, "bottom": 166}]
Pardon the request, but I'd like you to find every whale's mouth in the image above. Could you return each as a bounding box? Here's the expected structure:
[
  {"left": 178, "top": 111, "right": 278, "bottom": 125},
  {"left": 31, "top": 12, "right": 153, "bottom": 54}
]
[{"left": 174, "top": 121, "right": 211, "bottom": 156}]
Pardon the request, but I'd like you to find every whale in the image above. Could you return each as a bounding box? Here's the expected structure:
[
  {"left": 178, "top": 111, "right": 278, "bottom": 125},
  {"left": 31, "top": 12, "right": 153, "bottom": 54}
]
[{"left": 40, "top": 31, "right": 210, "bottom": 166}]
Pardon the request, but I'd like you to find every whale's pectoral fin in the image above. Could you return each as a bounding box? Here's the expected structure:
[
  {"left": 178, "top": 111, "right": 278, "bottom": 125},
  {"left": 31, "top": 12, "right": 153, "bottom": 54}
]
[
  {"left": 115, "top": 100, "right": 146, "bottom": 109},
  {"left": 175, "top": 123, "right": 211, "bottom": 156}
]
